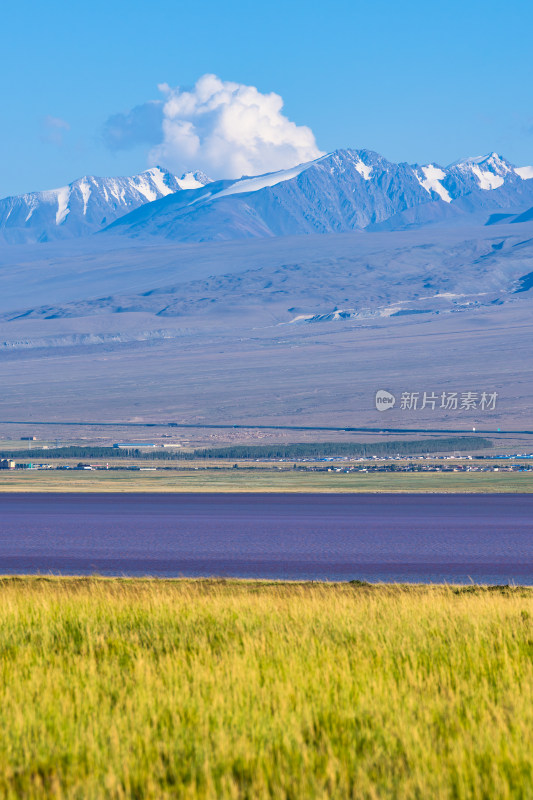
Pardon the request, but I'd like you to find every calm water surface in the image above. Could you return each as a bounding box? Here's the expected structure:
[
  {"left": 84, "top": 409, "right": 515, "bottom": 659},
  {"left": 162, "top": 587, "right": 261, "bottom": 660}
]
[{"left": 1, "top": 493, "right": 532, "bottom": 584}]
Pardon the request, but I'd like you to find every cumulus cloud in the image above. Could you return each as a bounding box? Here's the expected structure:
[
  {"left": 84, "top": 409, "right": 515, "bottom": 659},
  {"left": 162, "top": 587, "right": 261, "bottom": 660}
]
[
  {"left": 102, "top": 101, "right": 164, "bottom": 151},
  {"left": 148, "top": 74, "right": 324, "bottom": 179}
]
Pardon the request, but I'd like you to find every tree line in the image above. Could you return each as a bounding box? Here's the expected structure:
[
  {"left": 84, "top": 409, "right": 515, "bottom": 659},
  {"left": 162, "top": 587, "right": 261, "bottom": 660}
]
[{"left": 0, "top": 437, "right": 491, "bottom": 462}]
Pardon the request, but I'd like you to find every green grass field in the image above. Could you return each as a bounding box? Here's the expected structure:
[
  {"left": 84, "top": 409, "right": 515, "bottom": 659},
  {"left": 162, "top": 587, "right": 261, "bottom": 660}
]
[
  {"left": 1, "top": 578, "right": 532, "bottom": 798},
  {"left": 1, "top": 468, "right": 533, "bottom": 492}
]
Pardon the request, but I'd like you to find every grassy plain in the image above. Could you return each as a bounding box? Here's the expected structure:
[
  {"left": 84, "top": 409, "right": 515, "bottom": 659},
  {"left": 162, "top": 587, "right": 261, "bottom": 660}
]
[
  {"left": 0, "top": 578, "right": 532, "bottom": 798},
  {"left": 0, "top": 467, "right": 533, "bottom": 492}
]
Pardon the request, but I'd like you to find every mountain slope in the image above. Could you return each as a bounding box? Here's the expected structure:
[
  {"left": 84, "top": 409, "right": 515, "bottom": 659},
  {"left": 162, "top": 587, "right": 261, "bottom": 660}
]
[
  {"left": 0, "top": 168, "right": 211, "bottom": 243},
  {"left": 2, "top": 217, "right": 532, "bottom": 327},
  {"left": 106, "top": 150, "right": 533, "bottom": 242},
  {"left": 2, "top": 150, "right": 532, "bottom": 245},
  {"left": 1, "top": 220, "right": 533, "bottom": 428},
  {"left": 486, "top": 204, "right": 533, "bottom": 226}
]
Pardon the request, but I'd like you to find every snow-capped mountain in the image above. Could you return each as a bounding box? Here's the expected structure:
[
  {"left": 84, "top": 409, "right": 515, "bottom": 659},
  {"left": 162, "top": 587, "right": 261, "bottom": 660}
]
[
  {"left": 1, "top": 152, "right": 533, "bottom": 430},
  {"left": 1, "top": 150, "right": 532, "bottom": 245},
  {"left": 106, "top": 150, "right": 533, "bottom": 242},
  {"left": 0, "top": 167, "right": 211, "bottom": 243}
]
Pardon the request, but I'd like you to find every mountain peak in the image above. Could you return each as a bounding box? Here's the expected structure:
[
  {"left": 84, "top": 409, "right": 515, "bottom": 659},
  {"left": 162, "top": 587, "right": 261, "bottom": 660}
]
[
  {"left": 447, "top": 152, "right": 515, "bottom": 190},
  {"left": 2, "top": 148, "right": 533, "bottom": 245},
  {"left": 177, "top": 171, "right": 212, "bottom": 190},
  {"left": 0, "top": 167, "right": 187, "bottom": 243},
  {"left": 450, "top": 151, "right": 498, "bottom": 165}
]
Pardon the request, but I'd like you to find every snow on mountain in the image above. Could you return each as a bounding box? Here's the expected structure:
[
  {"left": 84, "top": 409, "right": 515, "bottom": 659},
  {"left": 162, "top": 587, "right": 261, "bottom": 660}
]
[
  {"left": 107, "top": 149, "right": 533, "bottom": 242},
  {"left": 210, "top": 157, "right": 329, "bottom": 199},
  {"left": 177, "top": 171, "right": 212, "bottom": 190},
  {"left": 414, "top": 165, "right": 452, "bottom": 203},
  {"left": 2, "top": 149, "right": 532, "bottom": 245},
  {"left": 105, "top": 149, "right": 434, "bottom": 241},
  {"left": 447, "top": 152, "right": 515, "bottom": 191},
  {"left": 515, "top": 165, "right": 533, "bottom": 180},
  {"left": 0, "top": 167, "right": 212, "bottom": 243}
]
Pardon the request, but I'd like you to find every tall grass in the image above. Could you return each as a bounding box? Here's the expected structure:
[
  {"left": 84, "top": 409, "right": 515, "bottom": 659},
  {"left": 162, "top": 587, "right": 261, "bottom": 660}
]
[{"left": 0, "top": 578, "right": 532, "bottom": 798}]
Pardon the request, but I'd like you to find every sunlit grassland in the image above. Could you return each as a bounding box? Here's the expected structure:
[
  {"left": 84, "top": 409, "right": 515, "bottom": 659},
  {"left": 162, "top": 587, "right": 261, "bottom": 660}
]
[
  {"left": 1, "top": 468, "right": 533, "bottom": 492},
  {"left": 0, "top": 577, "right": 532, "bottom": 798}
]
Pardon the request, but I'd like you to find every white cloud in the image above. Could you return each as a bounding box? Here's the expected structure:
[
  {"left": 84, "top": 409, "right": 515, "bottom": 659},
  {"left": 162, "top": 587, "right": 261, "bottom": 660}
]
[{"left": 148, "top": 74, "right": 324, "bottom": 179}]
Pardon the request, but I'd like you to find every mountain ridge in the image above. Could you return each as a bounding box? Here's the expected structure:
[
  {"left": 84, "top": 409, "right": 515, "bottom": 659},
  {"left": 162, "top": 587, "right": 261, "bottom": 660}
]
[
  {"left": 0, "top": 167, "right": 211, "bottom": 243},
  {"left": 1, "top": 149, "right": 532, "bottom": 244},
  {"left": 106, "top": 149, "right": 533, "bottom": 242}
]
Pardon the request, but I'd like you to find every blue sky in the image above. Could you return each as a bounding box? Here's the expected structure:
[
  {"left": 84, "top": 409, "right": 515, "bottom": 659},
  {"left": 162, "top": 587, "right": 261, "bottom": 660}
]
[{"left": 1, "top": 0, "right": 532, "bottom": 196}]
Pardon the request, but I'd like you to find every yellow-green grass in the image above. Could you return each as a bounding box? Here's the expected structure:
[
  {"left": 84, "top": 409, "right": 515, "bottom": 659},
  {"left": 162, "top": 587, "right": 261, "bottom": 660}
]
[
  {"left": 1, "top": 467, "right": 533, "bottom": 492},
  {"left": 0, "top": 578, "right": 532, "bottom": 799}
]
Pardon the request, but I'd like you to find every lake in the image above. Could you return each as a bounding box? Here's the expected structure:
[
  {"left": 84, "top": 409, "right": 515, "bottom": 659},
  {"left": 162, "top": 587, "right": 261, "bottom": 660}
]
[{"left": 1, "top": 493, "right": 532, "bottom": 584}]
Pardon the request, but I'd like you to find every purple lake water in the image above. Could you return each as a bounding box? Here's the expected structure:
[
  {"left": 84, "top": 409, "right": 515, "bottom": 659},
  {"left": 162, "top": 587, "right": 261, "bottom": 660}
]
[{"left": 0, "top": 493, "right": 532, "bottom": 584}]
